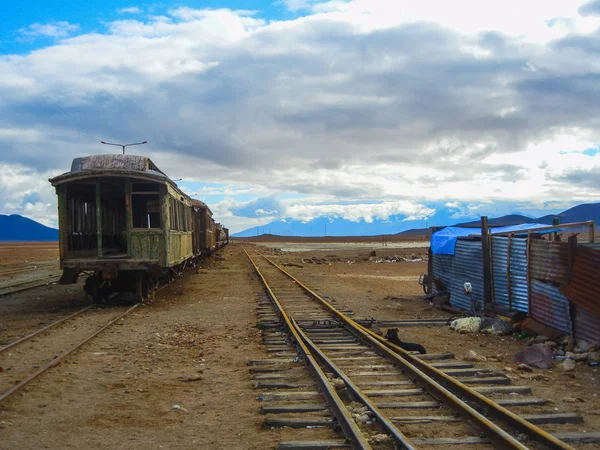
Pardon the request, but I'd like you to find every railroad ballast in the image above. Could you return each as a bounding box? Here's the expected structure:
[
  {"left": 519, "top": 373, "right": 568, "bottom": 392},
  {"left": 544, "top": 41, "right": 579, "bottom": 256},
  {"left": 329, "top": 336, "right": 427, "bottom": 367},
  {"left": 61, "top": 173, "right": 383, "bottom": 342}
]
[{"left": 49, "top": 154, "right": 228, "bottom": 302}]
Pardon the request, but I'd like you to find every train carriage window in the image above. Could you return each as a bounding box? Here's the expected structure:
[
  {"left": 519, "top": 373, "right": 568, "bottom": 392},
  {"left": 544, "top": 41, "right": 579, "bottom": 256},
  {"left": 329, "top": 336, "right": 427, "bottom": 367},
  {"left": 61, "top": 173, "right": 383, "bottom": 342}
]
[
  {"left": 168, "top": 196, "right": 192, "bottom": 232},
  {"left": 132, "top": 189, "right": 161, "bottom": 229}
]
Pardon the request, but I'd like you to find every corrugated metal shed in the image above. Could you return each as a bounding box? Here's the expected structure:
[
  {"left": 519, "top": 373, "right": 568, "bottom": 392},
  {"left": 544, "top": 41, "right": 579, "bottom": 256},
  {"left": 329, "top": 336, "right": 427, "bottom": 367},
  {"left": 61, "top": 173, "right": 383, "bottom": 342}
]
[
  {"left": 530, "top": 280, "right": 572, "bottom": 334},
  {"left": 530, "top": 238, "right": 570, "bottom": 285},
  {"left": 562, "top": 245, "right": 600, "bottom": 317},
  {"left": 432, "top": 253, "right": 453, "bottom": 293},
  {"left": 573, "top": 304, "right": 600, "bottom": 344},
  {"left": 449, "top": 239, "right": 484, "bottom": 312}
]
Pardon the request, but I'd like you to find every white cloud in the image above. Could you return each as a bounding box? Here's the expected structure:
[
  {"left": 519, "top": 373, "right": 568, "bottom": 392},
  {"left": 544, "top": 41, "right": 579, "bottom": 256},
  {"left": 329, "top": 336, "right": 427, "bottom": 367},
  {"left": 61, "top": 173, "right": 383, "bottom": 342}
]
[
  {"left": 18, "top": 21, "right": 80, "bottom": 40},
  {"left": 280, "top": 0, "right": 312, "bottom": 12},
  {"left": 117, "top": 6, "right": 143, "bottom": 15},
  {"left": 2, "top": 3, "right": 600, "bottom": 232}
]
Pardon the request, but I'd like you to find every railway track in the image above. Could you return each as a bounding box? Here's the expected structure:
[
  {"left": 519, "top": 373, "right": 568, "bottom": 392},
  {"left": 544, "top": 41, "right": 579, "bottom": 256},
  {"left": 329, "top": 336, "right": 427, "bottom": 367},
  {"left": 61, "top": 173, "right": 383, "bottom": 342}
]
[
  {"left": 245, "top": 247, "right": 600, "bottom": 449},
  {"left": 0, "top": 303, "right": 139, "bottom": 404},
  {"left": 0, "top": 274, "right": 61, "bottom": 298}
]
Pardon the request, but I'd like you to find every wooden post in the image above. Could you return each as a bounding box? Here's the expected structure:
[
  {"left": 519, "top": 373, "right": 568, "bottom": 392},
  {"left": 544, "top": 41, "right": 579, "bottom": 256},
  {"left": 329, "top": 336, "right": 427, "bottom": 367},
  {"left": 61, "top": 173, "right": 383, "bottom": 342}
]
[
  {"left": 96, "top": 180, "right": 103, "bottom": 257},
  {"left": 553, "top": 217, "right": 559, "bottom": 241},
  {"left": 526, "top": 231, "right": 532, "bottom": 314},
  {"left": 590, "top": 222, "right": 595, "bottom": 243},
  {"left": 507, "top": 233, "right": 512, "bottom": 311},
  {"left": 481, "top": 216, "right": 492, "bottom": 309}
]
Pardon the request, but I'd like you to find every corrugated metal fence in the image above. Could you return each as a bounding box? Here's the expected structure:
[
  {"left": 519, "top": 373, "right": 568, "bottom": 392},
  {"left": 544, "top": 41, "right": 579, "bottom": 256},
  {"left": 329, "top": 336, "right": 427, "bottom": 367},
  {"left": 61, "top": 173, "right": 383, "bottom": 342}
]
[
  {"left": 448, "top": 240, "right": 483, "bottom": 312},
  {"left": 491, "top": 236, "right": 528, "bottom": 313},
  {"left": 430, "top": 235, "right": 600, "bottom": 343},
  {"left": 530, "top": 279, "right": 572, "bottom": 334}
]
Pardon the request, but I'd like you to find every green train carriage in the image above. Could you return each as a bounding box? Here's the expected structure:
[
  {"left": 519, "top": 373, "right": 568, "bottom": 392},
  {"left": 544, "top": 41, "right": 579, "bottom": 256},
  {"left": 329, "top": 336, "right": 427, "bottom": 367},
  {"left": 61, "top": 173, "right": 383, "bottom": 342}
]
[{"left": 50, "top": 154, "right": 220, "bottom": 301}]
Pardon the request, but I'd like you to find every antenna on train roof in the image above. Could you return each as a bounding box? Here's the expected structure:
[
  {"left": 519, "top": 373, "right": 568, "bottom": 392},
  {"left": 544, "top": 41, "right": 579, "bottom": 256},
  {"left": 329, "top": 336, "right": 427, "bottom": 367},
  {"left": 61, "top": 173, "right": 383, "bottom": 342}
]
[{"left": 101, "top": 140, "right": 148, "bottom": 155}]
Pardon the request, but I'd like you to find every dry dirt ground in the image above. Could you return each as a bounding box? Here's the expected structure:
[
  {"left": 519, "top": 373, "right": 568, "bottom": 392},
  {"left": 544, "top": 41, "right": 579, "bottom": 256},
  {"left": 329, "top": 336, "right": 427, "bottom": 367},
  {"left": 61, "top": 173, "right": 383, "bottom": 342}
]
[
  {"left": 1, "top": 241, "right": 599, "bottom": 449},
  {"left": 0, "top": 242, "right": 61, "bottom": 292},
  {"left": 0, "top": 244, "right": 286, "bottom": 450}
]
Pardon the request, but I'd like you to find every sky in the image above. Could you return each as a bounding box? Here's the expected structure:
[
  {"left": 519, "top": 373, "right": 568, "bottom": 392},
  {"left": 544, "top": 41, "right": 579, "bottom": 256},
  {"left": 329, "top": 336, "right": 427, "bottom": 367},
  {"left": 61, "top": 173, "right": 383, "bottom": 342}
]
[{"left": 1, "top": 0, "right": 600, "bottom": 233}]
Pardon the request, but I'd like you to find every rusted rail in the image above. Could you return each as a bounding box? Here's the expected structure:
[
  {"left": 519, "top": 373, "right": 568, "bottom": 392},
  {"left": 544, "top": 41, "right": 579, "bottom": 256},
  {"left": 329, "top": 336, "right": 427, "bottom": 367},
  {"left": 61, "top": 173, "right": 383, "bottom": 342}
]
[
  {"left": 0, "top": 277, "right": 60, "bottom": 298},
  {"left": 245, "top": 248, "right": 371, "bottom": 450},
  {"left": 0, "top": 303, "right": 140, "bottom": 404},
  {"left": 0, "top": 305, "right": 94, "bottom": 353}
]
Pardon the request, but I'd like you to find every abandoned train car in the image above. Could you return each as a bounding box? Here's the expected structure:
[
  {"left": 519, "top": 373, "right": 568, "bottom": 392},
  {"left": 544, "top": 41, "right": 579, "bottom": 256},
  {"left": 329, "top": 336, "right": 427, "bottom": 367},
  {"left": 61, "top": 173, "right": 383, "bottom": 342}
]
[{"left": 49, "top": 154, "right": 226, "bottom": 301}]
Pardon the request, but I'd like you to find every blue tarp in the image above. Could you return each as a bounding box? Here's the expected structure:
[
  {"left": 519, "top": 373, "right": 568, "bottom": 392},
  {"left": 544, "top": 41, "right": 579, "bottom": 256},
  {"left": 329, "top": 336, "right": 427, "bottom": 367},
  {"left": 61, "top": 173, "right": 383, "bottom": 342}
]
[{"left": 431, "top": 223, "right": 559, "bottom": 255}]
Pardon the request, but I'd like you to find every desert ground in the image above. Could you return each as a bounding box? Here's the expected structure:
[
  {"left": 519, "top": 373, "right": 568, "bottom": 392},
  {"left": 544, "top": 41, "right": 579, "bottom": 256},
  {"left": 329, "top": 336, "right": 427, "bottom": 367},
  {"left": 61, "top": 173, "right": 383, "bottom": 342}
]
[{"left": 0, "top": 240, "right": 598, "bottom": 449}]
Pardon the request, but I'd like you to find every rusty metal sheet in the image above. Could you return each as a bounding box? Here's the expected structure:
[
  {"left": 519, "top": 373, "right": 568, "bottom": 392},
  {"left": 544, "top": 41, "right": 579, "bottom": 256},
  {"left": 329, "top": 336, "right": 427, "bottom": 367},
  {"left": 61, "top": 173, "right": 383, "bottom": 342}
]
[
  {"left": 529, "top": 238, "right": 570, "bottom": 285},
  {"left": 573, "top": 304, "right": 600, "bottom": 344},
  {"left": 530, "top": 280, "right": 572, "bottom": 334},
  {"left": 562, "top": 245, "right": 600, "bottom": 317}
]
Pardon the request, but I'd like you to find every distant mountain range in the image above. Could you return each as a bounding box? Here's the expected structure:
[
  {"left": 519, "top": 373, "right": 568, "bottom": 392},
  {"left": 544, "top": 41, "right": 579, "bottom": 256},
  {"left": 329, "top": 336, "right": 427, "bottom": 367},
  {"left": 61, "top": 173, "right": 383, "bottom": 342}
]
[
  {"left": 234, "top": 202, "right": 600, "bottom": 237},
  {"left": 0, "top": 215, "right": 58, "bottom": 241},
  {"left": 455, "top": 203, "right": 600, "bottom": 228},
  {"left": 3, "top": 202, "right": 598, "bottom": 241}
]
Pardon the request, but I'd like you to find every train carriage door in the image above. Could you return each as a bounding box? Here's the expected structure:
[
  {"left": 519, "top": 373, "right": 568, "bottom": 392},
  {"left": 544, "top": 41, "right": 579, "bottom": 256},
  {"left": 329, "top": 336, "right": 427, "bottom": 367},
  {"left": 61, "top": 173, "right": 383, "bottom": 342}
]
[{"left": 98, "top": 179, "right": 128, "bottom": 257}]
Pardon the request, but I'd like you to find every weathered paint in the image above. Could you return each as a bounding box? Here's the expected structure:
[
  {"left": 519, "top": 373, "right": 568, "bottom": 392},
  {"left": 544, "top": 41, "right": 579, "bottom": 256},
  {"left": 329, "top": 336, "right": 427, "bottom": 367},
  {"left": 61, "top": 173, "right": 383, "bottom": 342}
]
[
  {"left": 130, "top": 231, "right": 164, "bottom": 261},
  {"left": 168, "top": 232, "right": 194, "bottom": 265}
]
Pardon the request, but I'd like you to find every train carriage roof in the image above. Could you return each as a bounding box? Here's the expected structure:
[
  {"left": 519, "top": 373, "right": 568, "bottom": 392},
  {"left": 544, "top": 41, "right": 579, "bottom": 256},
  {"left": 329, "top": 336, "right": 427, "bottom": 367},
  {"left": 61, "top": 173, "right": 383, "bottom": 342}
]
[
  {"left": 191, "top": 199, "right": 213, "bottom": 216},
  {"left": 50, "top": 154, "right": 169, "bottom": 185}
]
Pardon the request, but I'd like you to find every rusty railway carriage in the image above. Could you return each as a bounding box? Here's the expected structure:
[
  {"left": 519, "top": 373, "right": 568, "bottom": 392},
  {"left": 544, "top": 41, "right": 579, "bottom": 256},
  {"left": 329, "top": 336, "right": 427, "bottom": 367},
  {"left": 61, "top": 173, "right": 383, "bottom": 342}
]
[{"left": 49, "top": 154, "right": 226, "bottom": 302}]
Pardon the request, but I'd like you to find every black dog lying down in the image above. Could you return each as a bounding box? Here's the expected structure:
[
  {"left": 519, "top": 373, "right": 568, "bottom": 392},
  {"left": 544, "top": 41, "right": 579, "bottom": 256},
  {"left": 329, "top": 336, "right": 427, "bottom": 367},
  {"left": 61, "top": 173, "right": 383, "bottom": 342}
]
[{"left": 385, "top": 328, "right": 426, "bottom": 354}]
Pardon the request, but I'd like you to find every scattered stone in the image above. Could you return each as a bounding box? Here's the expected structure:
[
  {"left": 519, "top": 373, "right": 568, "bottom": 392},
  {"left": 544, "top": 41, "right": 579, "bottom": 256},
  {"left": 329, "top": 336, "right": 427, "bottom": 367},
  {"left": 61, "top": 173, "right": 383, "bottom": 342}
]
[
  {"left": 369, "top": 250, "right": 377, "bottom": 257},
  {"left": 572, "top": 353, "right": 589, "bottom": 362},
  {"left": 575, "top": 340, "right": 593, "bottom": 354},
  {"left": 513, "top": 344, "right": 553, "bottom": 369},
  {"left": 561, "top": 359, "right": 576, "bottom": 372},
  {"left": 588, "top": 352, "right": 600, "bottom": 364},
  {"left": 369, "top": 434, "right": 390, "bottom": 444},
  {"left": 544, "top": 341, "right": 557, "bottom": 349},
  {"left": 178, "top": 375, "right": 204, "bottom": 382},
  {"left": 562, "top": 336, "right": 575, "bottom": 353},
  {"left": 355, "top": 414, "right": 370, "bottom": 424},
  {"left": 516, "top": 363, "right": 533, "bottom": 372},
  {"left": 464, "top": 350, "right": 487, "bottom": 362},
  {"left": 555, "top": 348, "right": 565, "bottom": 356},
  {"left": 563, "top": 397, "right": 585, "bottom": 403},
  {"left": 330, "top": 378, "right": 346, "bottom": 390},
  {"left": 527, "top": 335, "right": 549, "bottom": 346}
]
